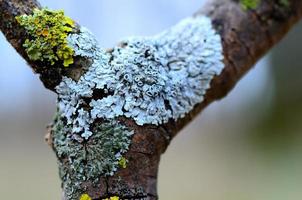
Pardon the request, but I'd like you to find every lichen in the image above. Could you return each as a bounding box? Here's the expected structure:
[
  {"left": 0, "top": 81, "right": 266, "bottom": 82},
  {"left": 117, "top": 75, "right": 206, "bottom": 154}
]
[
  {"left": 118, "top": 156, "right": 128, "bottom": 169},
  {"left": 56, "top": 16, "right": 224, "bottom": 140},
  {"left": 52, "top": 17, "right": 224, "bottom": 198},
  {"left": 34, "top": 11, "right": 224, "bottom": 200},
  {"left": 67, "top": 27, "right": 102, "bottom": 59},
  {"left": 80, "top": 194, "right": 92, "bottom": 200},
  {"left": 103, "top": 197, "right": 120, "bottom": 200},
  {"left": 16, "top": 8, "right": 75, "bottom": 67},
  {"left": 239, "top": 0, "right": 260, "bottom": 10},
  {"left": 52, "top": 112, "right": 133, "bottom": 200}
]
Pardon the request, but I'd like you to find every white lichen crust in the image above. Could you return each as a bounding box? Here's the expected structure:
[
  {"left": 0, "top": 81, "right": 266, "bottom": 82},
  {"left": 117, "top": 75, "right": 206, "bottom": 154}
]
[{"left": 56, "top": 16, "right": 224, "bottom": 139}]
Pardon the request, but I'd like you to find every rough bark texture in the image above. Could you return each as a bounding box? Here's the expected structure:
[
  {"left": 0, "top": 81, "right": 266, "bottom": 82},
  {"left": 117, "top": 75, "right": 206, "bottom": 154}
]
[
  {"left": 173, "top": 0, "right": 302, "bottom": 135},
  {"left": 1, "top": 0, "right": 302, "bottom": 199}
]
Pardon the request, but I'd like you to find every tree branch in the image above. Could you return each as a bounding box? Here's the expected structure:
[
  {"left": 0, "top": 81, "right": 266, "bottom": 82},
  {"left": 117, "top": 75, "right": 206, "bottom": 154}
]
[
  {"left": 171, "top": 0, "right": 302, "bottom": 136},
  {"left": 0, "top": 0, "right": 87, "bottom": 90},
  {"left": 1, "top": 0, "right": 302, "bottom": 200}
]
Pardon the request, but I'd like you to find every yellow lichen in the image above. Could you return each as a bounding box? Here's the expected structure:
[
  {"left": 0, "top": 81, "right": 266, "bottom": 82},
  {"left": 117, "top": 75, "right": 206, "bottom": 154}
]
[
  {"left": 118, "top": 156, "right": 127, "bottom": 169},
  {"left": 80, "top": 194, "right": 92, "bottom": 200},
  {"left": 16, "top": 8, "right": 75, "bottom": 67},
  {"left": 103, "top": 196, "right": 119, "bottom": 200}
]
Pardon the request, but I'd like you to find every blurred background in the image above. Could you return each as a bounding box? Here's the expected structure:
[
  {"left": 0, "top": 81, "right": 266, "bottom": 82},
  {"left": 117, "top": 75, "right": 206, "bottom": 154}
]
[{"left": 0, "top": 1, "right": 302, "bottom": 199}]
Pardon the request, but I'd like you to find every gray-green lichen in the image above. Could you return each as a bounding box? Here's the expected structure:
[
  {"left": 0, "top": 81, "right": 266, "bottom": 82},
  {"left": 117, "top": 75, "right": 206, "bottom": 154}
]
[
  {"left": 52, "top": 112, "right": 133, "bottom": 200},
  {"left": 56, "top": 16, "right": 224, "bottom": 140},
  {"left": 51, "top": 14, "right": 224, "bottom": 200}
]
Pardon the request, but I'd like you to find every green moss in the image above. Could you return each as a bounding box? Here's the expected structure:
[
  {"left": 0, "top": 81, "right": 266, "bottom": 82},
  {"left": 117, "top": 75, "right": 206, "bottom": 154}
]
[
  {"left": 52, "top": 112, "right": 133, "bottom": 200},
  {"left": 16, "top": 8, "right": 75, "bottom": 67},
  {"left": 240, "top": 0, "right": 260, "bottom": 10}
]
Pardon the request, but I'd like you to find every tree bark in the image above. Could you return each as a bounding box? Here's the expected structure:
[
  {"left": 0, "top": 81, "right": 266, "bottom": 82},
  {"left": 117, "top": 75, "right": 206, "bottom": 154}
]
[{"left": 1, "top": 0, "right": 302, "bottom": 199}]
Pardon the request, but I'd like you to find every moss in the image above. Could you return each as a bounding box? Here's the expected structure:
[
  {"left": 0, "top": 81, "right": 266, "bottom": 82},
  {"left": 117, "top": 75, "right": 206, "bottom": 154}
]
[
  {"left": 240, "top": 0, "right": 260, "bottom": 10},
  {"left": 52, "top": 112, "right": 133, "bottom": 200},
  {"left": 16, "top": 8, "right": 75, "bottom": 67}
]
